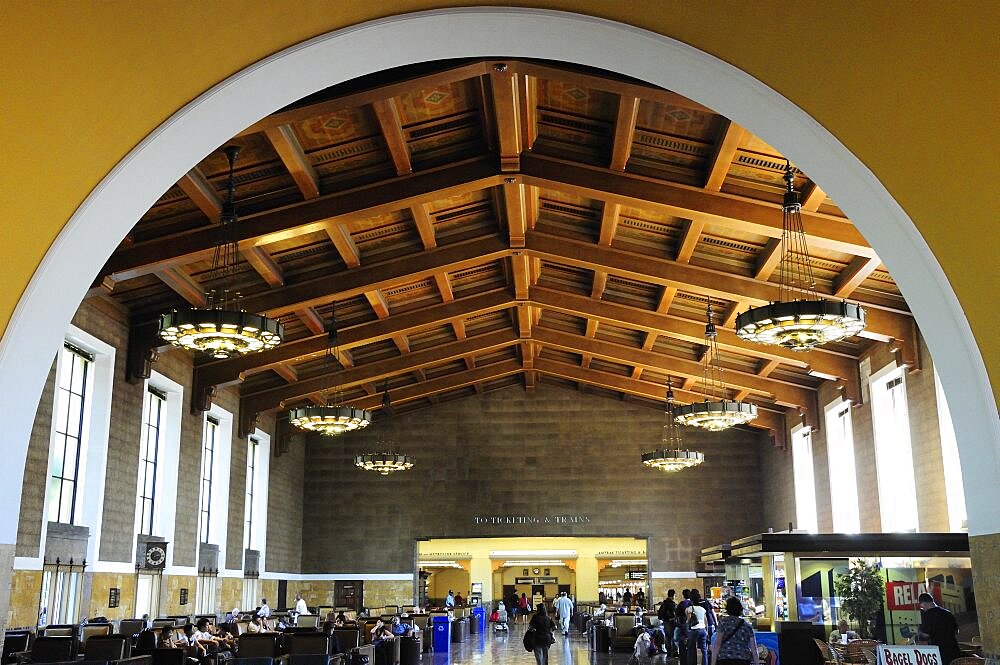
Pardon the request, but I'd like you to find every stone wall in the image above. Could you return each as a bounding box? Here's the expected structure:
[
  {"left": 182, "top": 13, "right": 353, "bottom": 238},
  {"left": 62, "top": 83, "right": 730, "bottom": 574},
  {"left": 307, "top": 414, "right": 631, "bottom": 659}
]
[
  {"left": 302, "top": 383, "right": 770, "bottom": 574},
  {"left": 264, "top": 424, "right": 304, "bottom": 574}
]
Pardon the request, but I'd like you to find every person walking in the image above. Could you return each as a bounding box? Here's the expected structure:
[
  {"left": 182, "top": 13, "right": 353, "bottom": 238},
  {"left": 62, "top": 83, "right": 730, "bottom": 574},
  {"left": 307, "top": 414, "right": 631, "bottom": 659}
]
[
  {"left": 553, "top": 591, "right": 574, "bottom": 636},
  {"left": 623, "top": 588, "right": 633, "bottom": 608},
  {"left": 510, "top": 592, "right": 520, "bottom": 623},
  {"left": 675, "top": 589, "right": 692, "bottom": 660},
  {"left": 657, "top": 590, "right": 677, "bottom": 656},
  {"left": 519, "top": 593, "right": 531, "bottom": 624},
  {"left": 445, "top": 590, "right": 455, "bottom": 608},
  {"left": 710, "top": 597, "right": 760, "bottom": 665},
  {"left": 528, "top": 603, "right": 556, "bottom": 665},
  {"left": 685, "top": 590, "right": 710, "bottom": 665},
  {"left": 917, "top": 593, "right": 961, "bottom": 665}
]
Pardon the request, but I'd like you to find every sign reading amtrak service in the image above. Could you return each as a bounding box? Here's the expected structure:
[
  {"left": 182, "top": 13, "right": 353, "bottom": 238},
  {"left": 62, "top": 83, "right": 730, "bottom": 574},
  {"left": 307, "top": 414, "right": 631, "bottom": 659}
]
[
  {"left": 473, "top": 514, "right": 592, "bottom": 525},
  {"left": 876, "top": 645, "right": 941, "bottom": 665}
]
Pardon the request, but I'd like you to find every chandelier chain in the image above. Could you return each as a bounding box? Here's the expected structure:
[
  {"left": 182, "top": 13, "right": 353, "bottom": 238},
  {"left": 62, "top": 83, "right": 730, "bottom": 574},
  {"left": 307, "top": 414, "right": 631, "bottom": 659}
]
[{"left": 777, "top": 162, "right": 819, "bottom": 302}]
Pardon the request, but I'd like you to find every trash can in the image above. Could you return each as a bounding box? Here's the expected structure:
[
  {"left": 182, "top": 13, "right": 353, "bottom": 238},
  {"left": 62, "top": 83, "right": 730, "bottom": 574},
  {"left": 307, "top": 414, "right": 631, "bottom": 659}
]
[
  {"left": 471, "top": 607, "right": 485, "bottom": 634},
  {"left": 451, "top": 617, "right": 468, "bottom": 643},
  {"left": 432, "top": 615, "right": 452, "bottom": 653}
]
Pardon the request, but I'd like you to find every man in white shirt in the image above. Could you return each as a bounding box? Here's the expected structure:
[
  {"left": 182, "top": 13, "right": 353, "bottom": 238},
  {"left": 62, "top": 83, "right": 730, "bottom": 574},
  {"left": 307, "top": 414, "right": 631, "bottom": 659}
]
[
  {"left": 553, "top": 591, "right": 574, "bottom": 636},
  {"left": 294, "top": 593, "right": 309, "bottom": 623},
  {"left": 258, "top": 598, "right": 271, "bottom": 619}
]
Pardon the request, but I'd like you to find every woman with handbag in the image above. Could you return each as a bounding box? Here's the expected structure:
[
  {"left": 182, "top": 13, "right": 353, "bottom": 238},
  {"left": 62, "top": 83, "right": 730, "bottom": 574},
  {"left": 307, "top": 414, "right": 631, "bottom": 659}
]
[
  {"left": 527, "top": 603, "right": 556, "bottom": 665},
  {"left": 710, "top": 597, "right": 760, "bottom": 665}
]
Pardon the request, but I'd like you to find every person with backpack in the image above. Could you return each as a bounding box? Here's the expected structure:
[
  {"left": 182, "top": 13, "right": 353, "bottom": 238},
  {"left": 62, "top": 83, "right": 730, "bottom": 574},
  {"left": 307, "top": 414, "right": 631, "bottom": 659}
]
[
  {"left": 710, "top": 597, "right": 759, "bottom": 665},
  {"left": 524, "top": 603, "right": 555, "bottom": 665},
  {"left": 519, "top": 593, "right": 530, "bottom": 625}
]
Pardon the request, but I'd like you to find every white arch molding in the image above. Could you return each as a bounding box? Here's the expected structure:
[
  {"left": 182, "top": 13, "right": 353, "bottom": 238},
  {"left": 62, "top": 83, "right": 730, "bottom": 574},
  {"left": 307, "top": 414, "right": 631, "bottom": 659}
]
[{"left": 1, "top": 8, "right": 996, "bottom": 544}]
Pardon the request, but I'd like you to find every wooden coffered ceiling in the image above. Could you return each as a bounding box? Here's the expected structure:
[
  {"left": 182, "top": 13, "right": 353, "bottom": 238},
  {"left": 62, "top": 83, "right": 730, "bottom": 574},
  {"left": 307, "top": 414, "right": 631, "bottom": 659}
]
[{"left": 98, "top": 58, "right": 919, "bottom": 447}]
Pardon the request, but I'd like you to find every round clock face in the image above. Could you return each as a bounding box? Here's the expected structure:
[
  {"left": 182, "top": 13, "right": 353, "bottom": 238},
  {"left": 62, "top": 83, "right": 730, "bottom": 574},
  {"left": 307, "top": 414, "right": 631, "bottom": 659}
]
[
  {"left": 145, "top": 546, "right": 166, "bottom": 567},
  {"left": 532, "top": 568, "right": 540, "bottom": 575}
]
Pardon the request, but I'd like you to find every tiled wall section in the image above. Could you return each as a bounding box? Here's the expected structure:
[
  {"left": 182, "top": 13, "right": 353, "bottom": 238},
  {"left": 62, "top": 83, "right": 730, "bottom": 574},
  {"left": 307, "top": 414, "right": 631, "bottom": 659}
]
[
  {"left": 161, "top": 574, "right": 197, "bottom": 616},
  {"left": 651, "top": 577, "right": 702, "bottom": 602},
  {"left": 86, "top": 572, "right": 137, "bottom": 621},
  {"left": 364, "top": 580, "right": 414, "bottom": 609},
  {"left": 7, "top": 570, "right": 42, "bottom": 628},
  {"left": 302, "top": 383, "right": 770, "bottom": 574},
  {"left": 264, "top": 422, "right": 304, "bottom": 574},
  {"left": 969, "top": 533, "right": 1000, "bottom": 659}
]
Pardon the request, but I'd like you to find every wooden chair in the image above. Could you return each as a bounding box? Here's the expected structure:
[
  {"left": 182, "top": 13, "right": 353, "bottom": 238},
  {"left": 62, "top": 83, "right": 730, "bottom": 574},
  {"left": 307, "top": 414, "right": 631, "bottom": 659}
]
[
  {"left": 813, "top": 638, "right": 840, "bottom": 665},
  {"left": 861, "top": 649, "right": 878, "bottom": 665},
  {"left": 845, "top": 640, "right": 879, "bottom": 664}
]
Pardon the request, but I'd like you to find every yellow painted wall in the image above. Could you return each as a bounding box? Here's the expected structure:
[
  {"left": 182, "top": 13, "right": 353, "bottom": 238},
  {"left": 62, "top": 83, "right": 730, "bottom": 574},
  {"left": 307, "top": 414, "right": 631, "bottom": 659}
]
[
  {"left": 426, "top": 569, "right": 469, "bottom": 602},
  {"left": 161, "top": 575, "right": 197, "bottom": 616},
  {"left": 0, "top": 2, "right": 997, "bottom": 402},
  {"left": 363, "top": 580, "right": 415, "bottom": 610},
  {"left": 87, "top": 572, "right": 137, "bottom": 622}
]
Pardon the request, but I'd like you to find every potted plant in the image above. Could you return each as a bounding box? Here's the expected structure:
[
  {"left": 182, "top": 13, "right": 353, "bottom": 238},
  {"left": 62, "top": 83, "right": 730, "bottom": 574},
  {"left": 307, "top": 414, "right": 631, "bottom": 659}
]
[{"left": 833, "top": 558, "right": 885, "bottom": 639}]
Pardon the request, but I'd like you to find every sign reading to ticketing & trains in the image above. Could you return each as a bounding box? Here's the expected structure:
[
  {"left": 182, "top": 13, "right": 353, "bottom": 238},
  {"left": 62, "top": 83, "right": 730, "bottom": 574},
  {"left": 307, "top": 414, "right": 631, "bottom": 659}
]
[{"left": 472, "top": 514, "right": 592, "bottom": 525}]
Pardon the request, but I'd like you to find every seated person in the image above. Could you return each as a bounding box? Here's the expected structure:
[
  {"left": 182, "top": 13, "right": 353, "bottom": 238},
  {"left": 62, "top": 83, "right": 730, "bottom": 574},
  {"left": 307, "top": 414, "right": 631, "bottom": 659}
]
[
  {"left": 335, "top": 612, "right": 349, "bottom": 627},
  {"left": 193, "top": 618, "right": 232, "bottom": 655},
  {"left": 389, "top": 617, "right": 409, "bottom": 637},
  {"left": 634, "top": 606, "right": 644, "bottom": 626},
  {"left": 225, "top": 607, "right": 241, "bottom": 623},
  {"left": 371, "top": 624, "right": 393, "bottom": 648},
  {"left": 183, "top": 624, "right": 209, "bottom": 658},
  {"left": 829, "top": 620, "right": 859, "bottom": 644},
  {"left": 246, "top": 616, "right": 263, "bottom": 634},
  {"left": 275, "top": 616, "right": 289, "bottom": 630},
  {"left": 322, "top": 621, "right": 342, "bottom": 655}
]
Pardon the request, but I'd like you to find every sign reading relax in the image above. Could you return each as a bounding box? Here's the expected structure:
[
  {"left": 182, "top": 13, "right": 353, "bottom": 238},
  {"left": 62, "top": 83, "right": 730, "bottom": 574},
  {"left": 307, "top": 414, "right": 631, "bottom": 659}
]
[
  {"left": 472, "top": 515, "right": 592, "bottom": 525},
  {"left": 876, "top": 645, "right": 942, "bottom": 665}
]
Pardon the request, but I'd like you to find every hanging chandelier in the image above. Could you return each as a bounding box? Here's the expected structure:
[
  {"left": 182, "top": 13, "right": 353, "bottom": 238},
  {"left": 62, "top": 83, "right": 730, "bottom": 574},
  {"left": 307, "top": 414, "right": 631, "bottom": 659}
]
[
  {"left": 288, "top": 306, "right": 371, "bottom": 435},
  {"left": 735, "top": 161, "right": 866, "bottom": 350},
  {"left": 674, "top": 298, "right": 757, "bottom": 431},
  {"left": 158, "top": 146, "right": 284, "bottom": 358},
  {"left": 642, "top": 379, "right": 705, "bottom": 472},
  {"left": 355, "top": 385, "right": 415, "bottom": 475}
]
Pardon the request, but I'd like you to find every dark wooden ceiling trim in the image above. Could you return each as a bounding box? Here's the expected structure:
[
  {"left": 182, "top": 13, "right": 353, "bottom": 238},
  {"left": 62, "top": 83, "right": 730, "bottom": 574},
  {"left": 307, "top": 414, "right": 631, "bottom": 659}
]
[
  {"left": 100, "top": 156, "right": 500, "bottom": 283},
  {"left": 177, "top": 167, "right": 222, "bottom": 221},
  {"left": 834, "top": 255, "right": 881, "bottom": 298},
  {"left": 372, "top": 98, "right": 413, "bottom": 176},
  {"left": 519, "top": 152, "right": 877, "bottom": 259},
  {"left": 490, "top": 68, "right": 523, "bottom": 172},
  {"left": 703, "top": 119, "right": 745, "bottom": 191},
  {"left": 154, "top": 267, "right": 206, "bottom": 307},
  {"left": 610, "top": 95, "right": 640, "bottom": 171},
  {"left": 243, "top": 245, "right": 285, "bottom": 288}
]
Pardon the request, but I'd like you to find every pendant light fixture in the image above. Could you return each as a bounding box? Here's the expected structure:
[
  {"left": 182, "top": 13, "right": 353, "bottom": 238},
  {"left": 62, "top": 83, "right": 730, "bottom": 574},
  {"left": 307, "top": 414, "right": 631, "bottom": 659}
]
[
  {"left": 355, "top": 383, "right": 415, "bottom": 475},
  {"left": 735, "top": 161, "right": 866, "bottom": 350},
  {"left": 158, "top": 146, "right": 284, "bottom": 358},
  {"left": 642, "top": 379, "right": 705, "bottom": 472},
  {"left": 288, "top": 304, "right": 371, "bottom": 436},
  {"left": 674, "top": 298, "right": 757, "bottom": 431}
]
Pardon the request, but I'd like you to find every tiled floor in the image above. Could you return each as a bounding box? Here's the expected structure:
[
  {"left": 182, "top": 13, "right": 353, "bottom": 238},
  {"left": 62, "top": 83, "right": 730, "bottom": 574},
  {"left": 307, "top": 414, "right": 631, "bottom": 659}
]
[{"left": 428, "top": 623, "right": 671, "bottom": 665}]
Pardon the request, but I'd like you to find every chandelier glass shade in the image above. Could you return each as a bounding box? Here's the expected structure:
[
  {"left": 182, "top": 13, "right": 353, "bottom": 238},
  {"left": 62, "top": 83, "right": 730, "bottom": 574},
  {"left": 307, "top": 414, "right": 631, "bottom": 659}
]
[
  {"left": 354, "top": 452, "right": 415, "bottom": 476},
  {"left": 158, "top": 146, "right": 284, "bottom": 357},
  {"left": 288, "top": 305, "right": 371, "bottom": 436},
  {"left": 674, "top": 299, "right": 757, "bottom": 431},
  {"left": 735, "top": 162, "right": 865, "bottom": 351},
  {"left": 641, "top": 379, "right": 705, "bottom": 472},
  {"left": 355, "top": 385, "right": 414, "bottom": 475},
  {"left": 288, "top": 404, "right": 371, "bottom": 436}
]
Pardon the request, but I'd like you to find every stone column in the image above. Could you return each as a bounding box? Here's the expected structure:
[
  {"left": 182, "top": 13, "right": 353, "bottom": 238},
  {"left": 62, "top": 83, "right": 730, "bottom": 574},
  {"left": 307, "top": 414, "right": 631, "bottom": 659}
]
[
  {"left": 469, "top": 555, "right": 492, "bottom": 607},
  {"left": 0, "top": 542, "right": 15, "bottom": 652},
  {"left": 783, "top": 552, "right": 798, "bottom": 622},
  {"left": 575, "top": 555, "right": 598, "bottom": 604},
  {"left": 969, "top": 533, "right": 1000, "bottom": 661},
  {"left": 760, "top": 555, "right": 775, "bottom": 621}
]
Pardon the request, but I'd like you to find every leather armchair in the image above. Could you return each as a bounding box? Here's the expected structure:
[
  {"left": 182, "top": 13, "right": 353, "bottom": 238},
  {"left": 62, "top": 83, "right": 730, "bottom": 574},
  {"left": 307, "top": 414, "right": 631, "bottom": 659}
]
[{"left": 610, "top": 614, "right": 639, "bottom": 652}]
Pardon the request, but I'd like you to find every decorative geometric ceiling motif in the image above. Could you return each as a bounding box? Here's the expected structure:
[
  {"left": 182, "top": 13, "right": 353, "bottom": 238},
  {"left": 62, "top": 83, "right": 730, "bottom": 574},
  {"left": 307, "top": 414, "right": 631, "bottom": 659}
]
[{"left": 95, "top": 59, "right": 916, "bottom": 448}]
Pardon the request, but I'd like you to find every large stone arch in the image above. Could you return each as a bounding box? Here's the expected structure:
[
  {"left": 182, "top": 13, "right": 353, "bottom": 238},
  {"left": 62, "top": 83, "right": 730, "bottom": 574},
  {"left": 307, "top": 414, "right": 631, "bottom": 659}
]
[{"left": 0, "top": 7, "right": 995, "bottom": 551}]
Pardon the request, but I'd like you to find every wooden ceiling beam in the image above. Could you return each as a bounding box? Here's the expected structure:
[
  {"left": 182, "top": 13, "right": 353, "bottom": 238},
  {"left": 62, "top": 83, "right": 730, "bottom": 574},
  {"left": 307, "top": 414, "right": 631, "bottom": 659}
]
[
  {"left": 758, "top": 359, "right": 781, "bottom": 377},
  {"left": 177, "top": 167, "right": 222, "bottom": 221},
  {"left": 194, "top": 288, "right": 515, "bottom": 389},
  {"left": 241, "top": 234, "right": 508, "bottom": 318},
  {"left": 100, "top": 156, "right": 500, "bottom": 282},
  {"left": 372, "top": 98, "right": 413, "bottom": 176},
  {"left": 434, "top": 272, "right": 455, "bottom": 302},
  {"left": 834, "top": 256, "right": 881, "bottom": 298},
  {"left": 272, "top": 363, "right": 298, "bottom": 383},
  {"left": 412, "top": 204, "right": 437, "bottom": 250},
  {"left": 753, "top": 408, "right": 788, "bottom": 449},
  {"left": 325, "top": 222, "right": 361, "bottom": 268},
  {"left": 675, "top": 219, "right": 705, "bottom": 264},
  {"left": 364, "top": 290, "right": 411, "bottom": 354},
  {"left": 800, "top": 182, "right": 826, "bottom": 212},
  {"left": 518, "top": 73, "right": 538, "bottom": 152},
  {"left": 264, "top": 124, "right": 321, "bottom": 199},
  {"left": 704, "top": 119, "right": 745, "bottom": 191},
  {"left": 511, "top": 252, "right": 531, "bottom": 301},
  {"left": 520, "top": 153, "right": 877, "bottom": 259},
  {"left": 240, "top": 328, "right": 520, "bottom": 416},
  {"left": 503, "top": 182, "right": 527, "bottom": 248},
  {"left": 610, "top": 95, "right": 640, "bottom": 171},
  {"left": 154, "top": 267, "right": 206, "bottom": 307},
  {"left": 523, "top": 230, "right": 910, "bottom": 340},
  {"left": 295, "top": 307, "right": 326, "bottom": 335},
  {"left": 239, "top": 60, "right": 494, "bottom": 136},
  {"left": 490, "top": 68, "right": 522, "bottom": 172},
  {"left": 243, "top": 245, "right": 284, "bottom": 288},
  {"left": 533, "top": 326, "right": 818, "bottom": 422},
  {"left": 754, "top": 238, "right": 783, "bottom": 281},
  {"left": 598, "top": 202, "right": 620, "bottom": 247},
  {"left": 507, "top": 60, "right": 713, "bottom": 115},
  {"left": 529, "top": 285, "right": 858, "bottom": 385}
]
